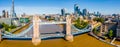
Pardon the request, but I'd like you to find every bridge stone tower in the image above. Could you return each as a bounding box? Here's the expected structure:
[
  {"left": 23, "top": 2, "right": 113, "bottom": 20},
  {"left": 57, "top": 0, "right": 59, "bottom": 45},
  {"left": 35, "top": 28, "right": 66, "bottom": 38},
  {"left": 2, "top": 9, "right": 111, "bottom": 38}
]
[
  {"left": 32, "top": 16, "right": 41, "bottom": 45},
  {"left": 65, "top": 15, "right": 73, "bottom": 42}
]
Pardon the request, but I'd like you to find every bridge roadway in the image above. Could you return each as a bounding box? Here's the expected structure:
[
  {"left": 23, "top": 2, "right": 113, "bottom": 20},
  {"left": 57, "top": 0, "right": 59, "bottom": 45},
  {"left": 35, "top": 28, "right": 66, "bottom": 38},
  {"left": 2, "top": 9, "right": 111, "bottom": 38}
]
[
  {"left": 38, "top": 22, "right": 66, "bottom": 25},
  {"left": 1, "top": 22, "right": 91, "bottom": 40}
]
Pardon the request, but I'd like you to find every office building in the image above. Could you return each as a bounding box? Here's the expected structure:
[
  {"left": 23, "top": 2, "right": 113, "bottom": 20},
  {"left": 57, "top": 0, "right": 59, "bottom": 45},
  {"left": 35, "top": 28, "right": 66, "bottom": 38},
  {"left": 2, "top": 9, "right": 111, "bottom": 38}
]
[
  {"left": 61, "top": 8, "right": 66, "bottom": 16},
  {"left": 74, "top": 4, "right": 79, "bottom": 16},
  {"left": 82, "top": 9, "right": 87, "bottom": 16},
  {"left": 11, "top": 0, "right": 17, "bottom": 18},
  {"left": 2, "top": 10, "right": 5, "bottom": 18}
]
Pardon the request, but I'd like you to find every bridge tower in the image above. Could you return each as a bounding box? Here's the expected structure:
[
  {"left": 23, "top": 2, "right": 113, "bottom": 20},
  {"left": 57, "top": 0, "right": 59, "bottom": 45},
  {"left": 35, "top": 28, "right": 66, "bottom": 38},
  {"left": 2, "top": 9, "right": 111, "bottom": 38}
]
[
  {"left": 65, "top": 15, "right": 73, "bottom": 42},
  {"left": 32, "top": 16, "right": 41, "bottom": 45}
]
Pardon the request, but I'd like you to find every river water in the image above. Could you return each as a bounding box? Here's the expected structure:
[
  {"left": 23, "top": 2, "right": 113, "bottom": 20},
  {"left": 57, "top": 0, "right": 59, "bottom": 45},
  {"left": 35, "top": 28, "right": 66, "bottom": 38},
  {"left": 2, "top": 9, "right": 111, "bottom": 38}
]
[{"left": 24, "top": 20, "right": 64, "bottom": 36}]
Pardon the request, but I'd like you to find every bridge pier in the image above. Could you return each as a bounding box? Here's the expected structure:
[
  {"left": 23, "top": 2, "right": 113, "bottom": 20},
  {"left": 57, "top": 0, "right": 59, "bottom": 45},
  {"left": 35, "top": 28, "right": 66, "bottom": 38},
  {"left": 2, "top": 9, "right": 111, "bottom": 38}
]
[
  {"left": 65, "top": 15, "right": 73, "bottom": 42},
  {"left": 32, "top": 16, "right": 41, "bottom": 45}
]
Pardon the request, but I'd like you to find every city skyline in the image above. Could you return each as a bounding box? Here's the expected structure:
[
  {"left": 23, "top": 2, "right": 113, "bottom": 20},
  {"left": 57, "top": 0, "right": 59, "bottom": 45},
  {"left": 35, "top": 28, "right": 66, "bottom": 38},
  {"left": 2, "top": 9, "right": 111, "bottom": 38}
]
[{"left": 0, "top": 0, "right": 120, "bottom": 15}]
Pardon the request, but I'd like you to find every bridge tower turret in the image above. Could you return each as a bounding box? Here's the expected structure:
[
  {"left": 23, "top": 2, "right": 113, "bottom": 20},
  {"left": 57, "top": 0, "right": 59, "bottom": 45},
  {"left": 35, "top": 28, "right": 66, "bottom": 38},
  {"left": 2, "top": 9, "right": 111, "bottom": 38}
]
[
  {"left": 32, "top": 16, "right": 41, "bottom": 45},
  {"left": 65, "top": 15, "right": 73, "bottom": 42}
]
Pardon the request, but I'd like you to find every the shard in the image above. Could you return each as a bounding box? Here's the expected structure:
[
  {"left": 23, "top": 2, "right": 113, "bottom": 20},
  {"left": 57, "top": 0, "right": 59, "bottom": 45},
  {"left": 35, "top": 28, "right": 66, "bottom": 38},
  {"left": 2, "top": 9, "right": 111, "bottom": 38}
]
[{"left": 11, "top": 0, "right": 16, "bottom": 18}]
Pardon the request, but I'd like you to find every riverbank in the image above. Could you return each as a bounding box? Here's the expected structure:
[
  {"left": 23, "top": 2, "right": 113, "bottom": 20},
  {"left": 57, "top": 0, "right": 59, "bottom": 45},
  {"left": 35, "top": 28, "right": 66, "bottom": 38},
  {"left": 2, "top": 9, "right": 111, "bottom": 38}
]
[
  {"left": 13, "top": 23, "right": 30, "bottom": 34},
  {"left": 114, "top": 40, "right": 120, "bottom": 45},
  {"left": 0, "top": 33, "right": 114, "bottom": 47}
]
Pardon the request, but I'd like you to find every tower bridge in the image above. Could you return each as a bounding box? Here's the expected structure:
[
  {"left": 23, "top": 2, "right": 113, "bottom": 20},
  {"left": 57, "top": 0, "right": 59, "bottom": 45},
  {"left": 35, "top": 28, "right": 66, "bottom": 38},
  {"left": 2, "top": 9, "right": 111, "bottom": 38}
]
[
  {"left": 0, "top": 15, "right": 91, "bottom": 45},
  {"left": 0, "top": 0, "right": 92, "bottom": 45},
  {"left": 32, "top": 15, "right": 73, "bottom": 45}
]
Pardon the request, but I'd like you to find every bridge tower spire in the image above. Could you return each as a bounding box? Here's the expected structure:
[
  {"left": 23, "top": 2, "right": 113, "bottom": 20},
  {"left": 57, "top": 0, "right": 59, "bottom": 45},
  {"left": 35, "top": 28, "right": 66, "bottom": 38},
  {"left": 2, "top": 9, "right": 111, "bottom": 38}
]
[
  {"left": 65, "top": 15, "right": 73, "bottom": 42},
  {"left": 32, "top": 16, "right": 41, "bottom": 45}
]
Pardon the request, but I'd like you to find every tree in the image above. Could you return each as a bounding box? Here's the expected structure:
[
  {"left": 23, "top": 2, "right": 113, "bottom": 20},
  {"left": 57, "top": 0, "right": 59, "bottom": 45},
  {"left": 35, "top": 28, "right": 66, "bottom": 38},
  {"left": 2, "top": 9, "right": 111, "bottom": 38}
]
[
  {"left": 1, "top": 23, "right": 17, "bottom": 32},
  {"left": 93, "top": 28, "right": 97, "bottom": 34},
  {"left": 93, "top": 18, "right": 104, "bottom": 23},
  {"left": 74, "top": 18, "right": 88, "bottom": 29},
  {"left": 93, "top": 28, "right": 99, "bottom": 35},
  {"left": 108, "top": 30, "right": 113, "bottom": 38}
]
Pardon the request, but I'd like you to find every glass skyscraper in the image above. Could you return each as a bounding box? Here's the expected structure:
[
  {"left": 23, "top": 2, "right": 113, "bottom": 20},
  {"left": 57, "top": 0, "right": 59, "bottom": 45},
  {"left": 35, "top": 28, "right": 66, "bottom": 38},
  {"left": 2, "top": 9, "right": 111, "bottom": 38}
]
[
  {"left": 74, "top": 4, "right": 82, "bottom": 16},
  {"left": 61, "top": 8, "right": 66, "bottom": 16},
  {"left": 78, "top": 8, "right": 82, "bottom": 16},
  {"left": 2, "top": 10, "right": 5, "bottom": 18},
  {"left": 11, "top": 0, "right": 17, "bottom": 18},
  {"left": 74, "top": 4, "right": 78, "bottom": 16},
  {"left": 96, "top": 11, "right": 101, "bottom": 17},
  {"left": 82, "top": 9, "right": 87, "bottom": 16}
]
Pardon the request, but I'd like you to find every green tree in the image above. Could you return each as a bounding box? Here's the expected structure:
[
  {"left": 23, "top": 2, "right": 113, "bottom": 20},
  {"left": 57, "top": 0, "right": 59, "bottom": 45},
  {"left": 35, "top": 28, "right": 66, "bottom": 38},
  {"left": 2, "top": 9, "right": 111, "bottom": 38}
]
[
  {"left": 1, "top": 23, "right": 17, "bottom": 32},
  {"left": 93, "top": 28, "right": 97, "bottom": 34},
  {"left": 92, "top": 28, "right": 100, "bottom": 35},
  {"left": 74, "top": 18, "right": 88, "bottom": 29},
  {"left": 93, "top": 18, "right": 104, "bottom": 23},
  {"left": 10, "top": 25, "right": 16, "bottom": 29},
  {"left": 108, "top": 30, "right": 113, "bottom": 38}
]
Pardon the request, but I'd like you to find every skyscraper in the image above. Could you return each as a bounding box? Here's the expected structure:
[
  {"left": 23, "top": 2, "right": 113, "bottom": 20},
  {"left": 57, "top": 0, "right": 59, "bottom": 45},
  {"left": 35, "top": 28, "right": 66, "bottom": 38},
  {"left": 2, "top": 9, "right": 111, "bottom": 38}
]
[
  {"left": 2, "top": 10, "right": 9, "bottom": 18},
  {"left": 94, "top": 12, "right": 96, "bottom": 15},
  {"left": 61, "top": 8, "right": 66, "bottom": 16},
  {"left": 78, "top": 8, "right": 82, "bottom": 16},
  {"left": 97, "top": 11, "right": 101, "bottom": 17},
  {"left": 74, "top": 4, "right": 77, "bottom": 13},
  {"left": 82, "top": 9, "right": 87, "bottom": 16},
  {"left": 5, "top": 11, "right": 9, "bottom": 18},
  {"left": 11, "top": 0, "right": 16, "bottom": 18},
  {"left": 11, "top": 0, "right": 20, "bottom": 26},
  {"left": 2, "top": 10, "right": 5, "bottom": 18},
  {"left": 74, "top": 4, "right": 79, "bottom": 16},
  {"left": 74, "top": 4, "right": 82, "bottom": 16}
]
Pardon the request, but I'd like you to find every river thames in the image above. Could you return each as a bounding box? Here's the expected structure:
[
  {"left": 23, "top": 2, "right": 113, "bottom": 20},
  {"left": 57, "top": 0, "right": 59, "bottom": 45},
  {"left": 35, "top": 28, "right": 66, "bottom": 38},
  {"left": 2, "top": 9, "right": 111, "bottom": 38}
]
[{"left": 0, "top": 33, "right": 114, "bottom": 47}]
